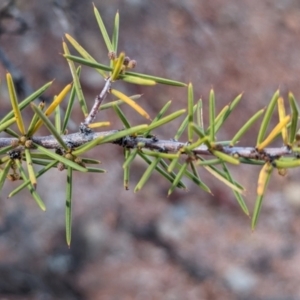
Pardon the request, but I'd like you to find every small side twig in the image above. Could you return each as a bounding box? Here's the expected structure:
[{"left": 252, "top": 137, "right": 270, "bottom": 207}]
[{"left": 82, "top": 78, "right": 111, "bottom": 127}]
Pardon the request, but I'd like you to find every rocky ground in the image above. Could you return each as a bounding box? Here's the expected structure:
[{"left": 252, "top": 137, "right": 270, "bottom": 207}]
[{"left": 0, "top": 0, "right": 300, "bottom": 299}]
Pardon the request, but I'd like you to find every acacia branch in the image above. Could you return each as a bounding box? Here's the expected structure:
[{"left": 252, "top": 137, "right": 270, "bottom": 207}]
[{"left": 0, "top": 132, "right": 292, "bottom": 161}]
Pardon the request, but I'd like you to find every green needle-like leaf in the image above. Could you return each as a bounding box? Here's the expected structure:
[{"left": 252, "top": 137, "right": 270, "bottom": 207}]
[
  {"left": 0, "top": 155, "right": 10, "bottom": 165},
  {"left": 146, "top": 109, "right": 186, "bottom": 132},
  {"left": 0, "top": 159, "right": 12, "bottom": 191},
  {"left": 85, "top": 167, "right": 106, "bottom": 173},
  {"left": 207, "top": 105, "right": 229, "bottom": 134},
  {"left": 0, "top": 81, "right": 53, "bottom": 125},
  {"left": 122, "top": 75, "right": 156, "bottom": 86},
  {"left": 288, "top": 92, "right": 299, "bottom": 144},
  {"left": 55, "top": 105, "right": 61, "bottom": 134},
  {"left": 174, "top": 105, "right": 197, "bottom": 140},
  {"left": 209, "top": 89, "right": 216, "bottom": 142},
  {"left": 24, "top": 148, "right": 37, "bottom": 189},
  {"left": 112, "top": 11, "right": 119, "bottom": 53},
  {"left": 168, "top": 154, "right": 180, "bottom": 173},
  {"left": 4, "top": 128, "right": 19, "bottom": 138},
  {"left": 113, "top": 104, "right": 131, "bottom": 128},
  {"left": 233, "top": 191, "right": 249, "bottom": 216},
  {"left": 196, "top": 99, "right": 204, "bottom": 128},
  {"left": 222, "top": 163, "right": 249, "bottom": 215},
  {"left": 28, "top": 159, "right": 55, "bottom": 167},
  {"left": 63, "top": 54, "right": 111, "bottom": 73},
  {"left": 98, "top": 125, "right": 148, "bottom": 144},
  {"left": 142, "top": 150, "right": 180, "bottom": 160},
  {"left": 211, "top": 150, "right": 240, "bottom": 165},
  {"left": 0, "top": 145, "right": 14, "bottom": 156},
  {"left": 15, "top": 159, "right": 46, "bottom": 211},
  {"left": 62, "top": 68, "right": 80, "bottom": 133},
  {"left": 239, "top": 158, "right": 265, "bottom": 165},
  {"left": 81, "top": 157, "right": 101, "bottom": 164},
  {"left": 192, "top": 123, "right": 211, "bottom": 148},
  {"left": 230, "top": 108, "right": 265, "bottom": 146},
  {"left": 203, "top": 163, "right": 244, "bottom": 193},
  {"left": 168, "top": 162, "right": 188, "bottom": 195},
  {"left": 197, "top": 158, "right": 222, "bottom": 166},
  {"left": 31, "top": 103, "right": 69, "bottom": 151},
  {"left": 6, "top": 73, "right": 26, "bottom": 135},
  {"left": 183, "top": 167, "right": 211, "bottom": 193},
  {"left": 206, "top": 93, "right": 243, "bottom": 135},
  {"left": 275, "top": 158, "right": 300, "bottom": 168},
  {"left": 33, "top": 143, "right": 87, "bottom": 172},
  {"left": 144, "top": 100, "right": 172, "bottom": 137},
  {"left": 29, "top": 153, "right": 53, "bottom": 160},
  {"left": 252, "top": 195, "right": 264, "bottom": 230},
  {"left": 124, "top": 149, "right": 130, "bottom": 190},
  {"left": 227, "top": 93, "right": 243, "bottom": 118},
  {"left": 66, "top": 166, "right": 73, "bottom": 246},
  {"left": 256, "top": 90, "right": 280, "bottom": 145},
  {"left": 252, "top": 163, "right": 273, "bottom": 229},
  {"left": 134, "top": 156, "right": 161, "bottom": 192},
  {"left": 251, "top": 163, "right": 273, "bottom": 230},
  {"left": 190, "top": 161, "right": 199, "bottom": 180},
  {"left": 200, "top": 161, "right": 244, "bottom": 190},
  {"left": 124, "top": 71, "right": 187, "bottom": 87},
  {"left": 63, "top": 42, "right": 88, "bottom": 117},
  {"left": 158, "top": 159, "right": 186, "bottom": 189},
  {"left": 188, "top": 83, "right": 194, "bottom": 142},
  {"left": 123, "top": 148, "right": 138, "bottom": 169},
  {"left": 0, "top": 117, "right": 16, "bottom": 133},
  {"left": 184, "top": 136, "right": 208, "bottom": 152},
  {"left": 93, "top": 4, "right": 113, "bottom": 51}
]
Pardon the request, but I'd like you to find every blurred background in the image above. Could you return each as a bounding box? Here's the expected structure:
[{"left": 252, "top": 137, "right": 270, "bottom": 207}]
[{"left": 0, "top": 0, "right": 300, "bottom": 299}]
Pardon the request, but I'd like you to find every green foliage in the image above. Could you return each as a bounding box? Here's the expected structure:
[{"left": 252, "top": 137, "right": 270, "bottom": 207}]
[{"left": 0, "top": 6, "right": 299, "bottom": 244}]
